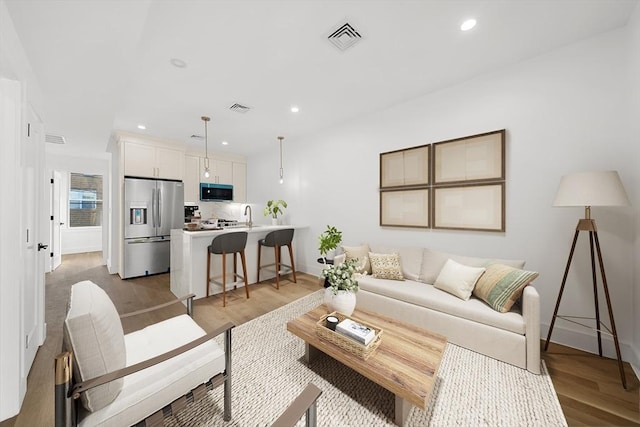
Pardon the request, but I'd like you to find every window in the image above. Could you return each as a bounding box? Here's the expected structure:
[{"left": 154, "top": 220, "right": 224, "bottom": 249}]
[{"left": 69, "top": 173, "right": 102, "bottom": 227}]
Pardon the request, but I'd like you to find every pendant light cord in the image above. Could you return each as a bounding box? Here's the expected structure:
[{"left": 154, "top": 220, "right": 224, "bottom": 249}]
[{"left": 278, "top": 136, "right": 284, "bottom": 182}]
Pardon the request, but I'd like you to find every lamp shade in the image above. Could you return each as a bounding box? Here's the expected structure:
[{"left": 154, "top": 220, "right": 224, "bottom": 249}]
[{"left": 553, "top": 171, "right": 630, "bottom": 207}]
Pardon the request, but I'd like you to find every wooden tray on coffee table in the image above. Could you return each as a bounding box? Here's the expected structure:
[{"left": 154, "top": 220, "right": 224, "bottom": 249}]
[{"left": 315, "top": 311, "right": 383, "bottom": 360}]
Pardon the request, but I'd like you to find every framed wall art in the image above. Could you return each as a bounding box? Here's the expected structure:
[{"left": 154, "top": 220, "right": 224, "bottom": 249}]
[
  {"left": 379, "top": 129, "right": 506, "bottom": 232},
  {"left": 380, "top": 189, "right": 430, "bottom": 228},
  {"left": 380, "top": 144, "right": 430, "bottom": 188},
  {"left": 433, "top": 130, "right": 504, "bottom": 185},
  {"left": 432, "top": 183, "right": 505, "bottom": 232}
]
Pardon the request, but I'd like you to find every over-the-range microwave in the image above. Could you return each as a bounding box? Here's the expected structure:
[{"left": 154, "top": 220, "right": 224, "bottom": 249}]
[{"left": 200, "top": 183, "right": 233, "bottom": 202}]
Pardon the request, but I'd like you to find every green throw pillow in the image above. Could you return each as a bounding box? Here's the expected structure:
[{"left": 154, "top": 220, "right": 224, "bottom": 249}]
[{"left": 473, "top": 264, "right": 539, "bottom": 313}]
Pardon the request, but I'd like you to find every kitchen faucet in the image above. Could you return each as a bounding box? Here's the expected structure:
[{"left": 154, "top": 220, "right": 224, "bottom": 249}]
[{"left": 244, "top": 205, "right": 252, "bottom": 228}]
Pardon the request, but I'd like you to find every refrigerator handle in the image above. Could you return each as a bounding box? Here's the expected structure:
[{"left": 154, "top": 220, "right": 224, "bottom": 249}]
[
  {"left": 151, "top": 188, "right": 156, "bottom": 227},
  {"left": 157, "top": 187, "right": 162, "bottom": 227}
]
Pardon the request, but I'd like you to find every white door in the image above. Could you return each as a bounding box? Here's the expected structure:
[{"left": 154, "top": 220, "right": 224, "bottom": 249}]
[
  {"left": 21, "top": 106, "right": 45, "bottom": 381},
  {"left": 51, "top": 170, "right": 62, "bottom": 270}
]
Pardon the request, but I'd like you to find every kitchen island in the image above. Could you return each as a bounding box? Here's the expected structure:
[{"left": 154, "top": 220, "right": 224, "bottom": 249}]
[{"left": 170, "top": 225, "right": 308, "bottom": 300}]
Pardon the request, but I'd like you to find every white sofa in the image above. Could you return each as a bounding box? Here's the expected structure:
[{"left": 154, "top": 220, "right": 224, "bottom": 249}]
[{"left": 335, "top": 245, "right": 541, "bottom": 374}]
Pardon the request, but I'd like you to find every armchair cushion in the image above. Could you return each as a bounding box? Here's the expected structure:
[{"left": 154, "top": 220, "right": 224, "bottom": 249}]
[
  {"left": 63, "top": 281, "right": 126, "bottom": 412},
  {"left": 80, "top": 314, "right": 225, "bottom": 426}
]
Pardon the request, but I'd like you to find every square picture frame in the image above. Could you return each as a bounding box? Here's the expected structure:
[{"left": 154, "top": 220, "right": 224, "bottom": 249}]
[
  {"left": 432, "top": 183, "right": 505, "bottom": 232},
  {"left": 380, "top": 188, "right": 430, "bottom": 228},
  {"left": 433, "top": 130, "right": 504, "bottom": 185}
]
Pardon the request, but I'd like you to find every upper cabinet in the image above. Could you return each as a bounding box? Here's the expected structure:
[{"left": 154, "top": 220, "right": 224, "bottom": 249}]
[
  {"left": 183, "top": 155, "right": 200, "bottom": 203},
  {"left": 199, "top": 157, "right": 233, "bottom": 185},
  {"left": 123, "top": 141, "right": 184, "bottom": 180},
  {"left": 232, "top": 162, "right": 247, "bottom": 203}
]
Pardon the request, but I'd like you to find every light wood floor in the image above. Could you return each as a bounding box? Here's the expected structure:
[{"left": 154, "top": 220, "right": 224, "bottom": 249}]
[{"left": 1, "top": 252, "right": 638, "bottom": 426}]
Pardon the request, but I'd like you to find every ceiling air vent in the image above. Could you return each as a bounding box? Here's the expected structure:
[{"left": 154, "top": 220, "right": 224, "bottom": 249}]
[
  {"left": 229, "top": 103, "right": 251, "bottom": 114},
  {"left": 45, "top": 133, "right": 66, "bottom": 144},
  {"left": 327, "top": 22, "right": 362, "bottom": 51}
]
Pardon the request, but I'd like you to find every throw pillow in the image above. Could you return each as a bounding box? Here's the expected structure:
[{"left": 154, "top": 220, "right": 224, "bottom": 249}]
[
  {"left": 434, "top": 259, "right": 486, "bottom": 300},
  {"left": 63, "top": 280, "right": 126, "bottom": 412},
  {"left": 473, "top": 263, "right": 540, "bottom": 313},
  {"left": 342, "top": 244, "right": 371, "bottom": 274},
  {"left": 368, "top": 252, "right": 404, "bottom": 281}
]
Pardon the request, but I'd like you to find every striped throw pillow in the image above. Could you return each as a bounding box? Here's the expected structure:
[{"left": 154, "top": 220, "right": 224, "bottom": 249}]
[{"left": 473, "top": 264, "right": 539, "bottom": 313}]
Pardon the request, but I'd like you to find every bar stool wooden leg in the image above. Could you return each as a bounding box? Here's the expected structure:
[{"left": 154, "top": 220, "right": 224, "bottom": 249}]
[
  {"left": 206, "top": 252, "right": 211, "bottom": 298},
  {"left": 222, "top": 252, "right": 227, "bottom": 307},
  {"left": 240, "top": 249, "right": 249, "bottom": 299},
  {"left": 256, "top": 243, "right": 262, "bottom": 283},
  {"left": 287, "top": 243, "right": 297, "bottom": 283},
  {"left": 274, "top": 245, "right": 280, "bottom": 290},
  {"left": 233, "top": 252, "right": 238, "bottom": 283}
]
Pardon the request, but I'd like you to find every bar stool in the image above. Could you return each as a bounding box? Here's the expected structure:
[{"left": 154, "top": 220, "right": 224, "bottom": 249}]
[
  {"left": 206, "top": 231, "right": 250, "bottom": 307},
  {"left": 257, "top": 228, "right": 297, "bottom": 289}
]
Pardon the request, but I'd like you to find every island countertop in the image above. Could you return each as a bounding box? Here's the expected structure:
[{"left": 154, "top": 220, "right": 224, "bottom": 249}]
[{"left": 171, "top": 224, "right": 308, "bottom": 299}]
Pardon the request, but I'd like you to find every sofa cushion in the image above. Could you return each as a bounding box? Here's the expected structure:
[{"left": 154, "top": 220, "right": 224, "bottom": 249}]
[
  {"left": 370, "top": 245, "right": 423, "bottom": 281},
  {"left": 342, "top": 244, "right": 371, "bottom": 274},
  {"left": 357, "top": 276, "right": 525, "bottom": 334},
  {"left": 434, "top": 259, "right": 486, "bottom": 300},
  {"left": 63, "top": 280, "right": 126, "bottom": 412},
  {"left": 419, "top": 249, "right": 526, "bottom": 284},
  {"left": 473, "top": 264, "right": 539, "bottom": 313},
  {"left": 369, "top": 252, "right": 404, "bottom": 281}
]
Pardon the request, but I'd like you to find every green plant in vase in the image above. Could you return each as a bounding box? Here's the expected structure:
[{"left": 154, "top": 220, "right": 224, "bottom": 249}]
[
  {"left": 263, "top": 200, "right": 287, "bottom": 224},
  {"left": 318, "top": 225, "right": 342, "bottom": 264}
]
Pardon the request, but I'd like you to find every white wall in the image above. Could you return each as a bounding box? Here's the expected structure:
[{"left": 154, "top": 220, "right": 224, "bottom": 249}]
[
  {"left": 628, "top": 3, "right": 640, "bottom": 373},
  {"left": 45, "top": 153, "right": 110, "bottom": 258},
  {"left": 248, "top": 26, "right": 638, "bottom": 366}
]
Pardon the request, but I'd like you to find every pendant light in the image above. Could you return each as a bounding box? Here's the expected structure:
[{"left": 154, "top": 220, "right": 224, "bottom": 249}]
[
  {"left": 278, "top": 136, "right": 284, "bottom": 184},
  {"left": 202, "top": 116, "right": 211, "bottom": 178}
]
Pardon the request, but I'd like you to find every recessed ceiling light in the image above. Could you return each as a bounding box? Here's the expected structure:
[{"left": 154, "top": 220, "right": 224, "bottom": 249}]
[
  {"left": 221, "top": 141, "right": 229, "bottom": 146},
  {"left": 290, "top": 106, "right": 300, "bottom": 113},
  {"left": 137, "top": 124, "right": 146, "bottom": 130},
  {"left": 461, "top": 19, "right": 477, "bottom": 32},
  {"left": 170, "top": 58, "right": 187, "bottom": 68}
]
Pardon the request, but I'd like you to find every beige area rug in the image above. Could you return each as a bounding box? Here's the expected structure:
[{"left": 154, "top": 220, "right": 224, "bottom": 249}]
[{"left": 165, "top": 290, "right": 567, "bottom": 426}]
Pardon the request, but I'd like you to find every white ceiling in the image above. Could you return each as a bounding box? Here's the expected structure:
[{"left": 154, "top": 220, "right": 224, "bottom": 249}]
[{"left": 5, "top": 0, "right": 638, "bottom": 156}]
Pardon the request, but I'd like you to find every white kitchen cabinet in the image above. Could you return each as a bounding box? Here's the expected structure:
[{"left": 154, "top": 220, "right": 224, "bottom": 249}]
[
  {"left": 183, "top": 155, "right": 200, "bottom": 203},
  {"left": 232, "top": 162, "right": 247, "bottom": 203},
  {"left": 123, "top": 141, "right": 183, "bottom": 180},
  {"left": 199, "top": 157, "right": 233, "bottom": 184}
]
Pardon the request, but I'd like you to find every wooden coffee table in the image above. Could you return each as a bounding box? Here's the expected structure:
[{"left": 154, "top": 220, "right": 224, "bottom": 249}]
[{"left": 286, "top": 305, "right": 447, "bottom": 426}]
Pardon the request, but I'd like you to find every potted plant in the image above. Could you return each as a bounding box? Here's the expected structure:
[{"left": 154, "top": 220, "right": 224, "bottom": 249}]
[
  {"left": 322, "top": 258, "right": 359, "bottom": 315},
  {"left": 263, "top": 199, "right": 287, "bottom": 225},
  {"left": 318, "top": 225, "right": 342, "bottom": 263}
]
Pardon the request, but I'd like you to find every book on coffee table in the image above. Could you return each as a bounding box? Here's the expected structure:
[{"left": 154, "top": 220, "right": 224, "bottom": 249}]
[{"left": 336, "top": 318, "right": 376, "bottom": 345}]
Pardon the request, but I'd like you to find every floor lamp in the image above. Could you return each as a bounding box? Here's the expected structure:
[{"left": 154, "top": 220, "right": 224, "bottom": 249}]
[{"left": 544, "top": 171, "right": 630, "bottom": 389}]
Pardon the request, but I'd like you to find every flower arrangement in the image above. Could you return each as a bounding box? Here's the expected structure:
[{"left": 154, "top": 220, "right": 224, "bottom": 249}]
[
  {"left": 263, "top": 199, "right": 287, "bottom": 218},
  {"left": 322, "top": 258, "right": 359, "bottom": 295}
]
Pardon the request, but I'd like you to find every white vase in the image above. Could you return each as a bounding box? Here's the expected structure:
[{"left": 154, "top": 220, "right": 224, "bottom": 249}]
[
  {"left": 271, "top": 217, "right": 278, "bottom": 226},
  {"left": 324, "top": 288, "right": 356, "bottom": 316}
]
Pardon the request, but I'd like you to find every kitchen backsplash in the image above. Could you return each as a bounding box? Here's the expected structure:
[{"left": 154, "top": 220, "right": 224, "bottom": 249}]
[{"left": 196, "top": 202, "right": 256, "bottom": 222}]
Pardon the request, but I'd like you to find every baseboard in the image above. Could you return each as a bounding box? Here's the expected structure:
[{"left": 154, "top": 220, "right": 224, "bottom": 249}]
[
  {"left": 631, "top": 344, "right": 640, "bottom": 380},
  {"left": 541, "top": 322, "right": 638, "bottom": 368},
  {"left": 61, "top": 245, "right": 102, "bottom": 255}
]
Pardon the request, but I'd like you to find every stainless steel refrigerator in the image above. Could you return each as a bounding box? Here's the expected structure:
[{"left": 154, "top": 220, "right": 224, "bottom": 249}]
[{"left": 123, "top": 177, "right": 184, "bottom": 279}]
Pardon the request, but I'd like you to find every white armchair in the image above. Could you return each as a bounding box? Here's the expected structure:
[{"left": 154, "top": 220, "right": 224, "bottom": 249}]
[{"left": 55, "top": 280, "right": 233, "bottom": 426}]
